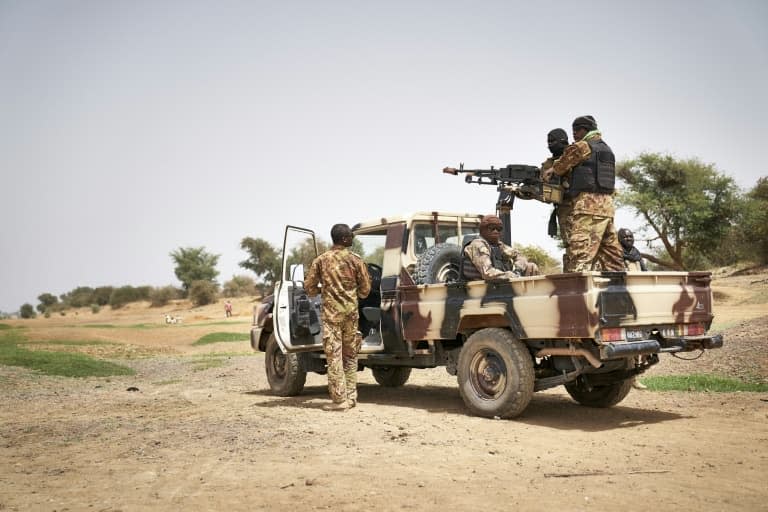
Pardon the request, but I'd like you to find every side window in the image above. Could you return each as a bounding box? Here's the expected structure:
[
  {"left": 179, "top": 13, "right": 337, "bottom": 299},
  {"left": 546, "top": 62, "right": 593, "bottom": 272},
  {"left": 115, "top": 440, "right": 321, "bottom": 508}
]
[
  {"left": 355, "top": 231, "right": 387, "bottom": 267},
  {"left": 412, "top": 223, "right": 435, "bottom": 256},
  {"left": 413, "top": 222, "right": 462, "bottom": 252},
  {"left": 439, "top": 225, "right": 459, "bottom": 246}
]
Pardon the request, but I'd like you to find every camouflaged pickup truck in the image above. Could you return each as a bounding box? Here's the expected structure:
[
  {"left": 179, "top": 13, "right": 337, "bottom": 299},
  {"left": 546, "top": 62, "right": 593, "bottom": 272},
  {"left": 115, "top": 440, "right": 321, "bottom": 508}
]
[{"left": 251, "top": 212, "right": 723, "bottom": 419}]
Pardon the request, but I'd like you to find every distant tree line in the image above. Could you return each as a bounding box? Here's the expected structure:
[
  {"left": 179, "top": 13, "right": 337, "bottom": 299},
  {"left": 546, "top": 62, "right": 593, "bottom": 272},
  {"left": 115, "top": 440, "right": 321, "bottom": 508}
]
[{"left": 15, "top": 153, "right": 766, "bottom": 317}]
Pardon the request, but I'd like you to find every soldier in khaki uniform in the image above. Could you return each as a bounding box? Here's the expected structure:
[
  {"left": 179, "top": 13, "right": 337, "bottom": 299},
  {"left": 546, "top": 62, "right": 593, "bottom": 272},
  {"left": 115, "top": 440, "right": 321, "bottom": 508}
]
[
  {"left": 543, "top": 115, "right": 624, "bottom": 272},
  {"left": 304, "top": 224, "right": 371, "bottom": 411},
  {"left": 463, "top": 214, "right": 539, "bottom": 280},
  {"left": 542, "top": 128, "right": 572, "bottom": 270}
]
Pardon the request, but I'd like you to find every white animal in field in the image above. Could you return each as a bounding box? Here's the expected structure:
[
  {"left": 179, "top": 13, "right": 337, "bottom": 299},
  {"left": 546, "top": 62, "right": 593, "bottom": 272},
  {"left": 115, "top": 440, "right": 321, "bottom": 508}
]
[{"left": 164, "top": 314, "right": 183, "bottom": 324}]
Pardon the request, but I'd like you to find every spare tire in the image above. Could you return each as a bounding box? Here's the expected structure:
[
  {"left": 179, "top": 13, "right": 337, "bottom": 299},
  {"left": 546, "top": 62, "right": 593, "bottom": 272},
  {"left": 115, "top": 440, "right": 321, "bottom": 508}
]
[{"left": 413, "top": 243, "right": 462, "bottom": 284}]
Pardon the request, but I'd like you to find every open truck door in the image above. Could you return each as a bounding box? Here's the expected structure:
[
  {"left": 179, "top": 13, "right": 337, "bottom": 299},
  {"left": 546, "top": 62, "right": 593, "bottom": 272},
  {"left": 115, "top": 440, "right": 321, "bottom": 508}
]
[{"left": 272, "top": 225, "right": 325, "bottom": 353}]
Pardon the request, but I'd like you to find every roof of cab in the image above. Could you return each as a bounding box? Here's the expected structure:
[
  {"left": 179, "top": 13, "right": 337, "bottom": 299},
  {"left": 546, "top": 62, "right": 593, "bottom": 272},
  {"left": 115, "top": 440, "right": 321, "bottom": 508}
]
[{"left": 352, "top": 211, "right": 483, "bottom": 232}]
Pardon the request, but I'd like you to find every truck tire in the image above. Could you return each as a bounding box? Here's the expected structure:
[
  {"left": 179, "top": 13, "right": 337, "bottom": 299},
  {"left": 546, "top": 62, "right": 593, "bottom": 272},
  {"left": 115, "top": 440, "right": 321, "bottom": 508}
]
[
  {"left": 457, "top": 328, "right": 534, "bottom": 419},
  {"left": 265, "top": 335, "right": 307, "bottom": 396},
  {"left": 414, "top": 243, "right": 462, "bottom": 284},
  {"left": 564, "top": 378, "right": 633, "bottom": 408},
  {"left": 372, "top": 366, "right": 412, "bottom": 387}
]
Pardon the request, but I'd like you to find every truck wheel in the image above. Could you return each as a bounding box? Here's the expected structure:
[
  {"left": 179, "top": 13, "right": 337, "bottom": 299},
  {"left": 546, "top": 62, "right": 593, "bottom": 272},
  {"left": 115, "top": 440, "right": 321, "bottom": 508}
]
[
  {"left": 265, "top": 335, "right": 307, "bottom": 396},
  {"left": 564, "top": 378, "right": 633, "bottom": 408},
  {"left": 457, "top": 328, "right": 534, "bottom": 418},
  {"left": 414, "top": 243, "right": 462, "bottom": 284},
  {"left": 372, "top": 366, "right": 412, "bottom": 387}
]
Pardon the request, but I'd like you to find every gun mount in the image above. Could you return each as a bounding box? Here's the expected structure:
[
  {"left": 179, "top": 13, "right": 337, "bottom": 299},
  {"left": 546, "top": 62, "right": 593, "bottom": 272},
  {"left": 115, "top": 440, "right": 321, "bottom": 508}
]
[{"left": 443, "top": 163, "right": 563, "bottom": 244}]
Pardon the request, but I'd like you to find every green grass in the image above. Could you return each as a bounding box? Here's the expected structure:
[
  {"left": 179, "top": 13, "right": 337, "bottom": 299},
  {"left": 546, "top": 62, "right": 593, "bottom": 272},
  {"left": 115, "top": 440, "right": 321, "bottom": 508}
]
[
  {"left": 193, "top": 332, "right": 250, "bottom": 345},
  {"left": 641, "top": 374, "right": 768, "bottom": 392},
  {"left": 81, "top": 323, "right": 157, "bottom": 329},
  {"left": 0, "top": 329, "right": 134, "bottom": 378}
]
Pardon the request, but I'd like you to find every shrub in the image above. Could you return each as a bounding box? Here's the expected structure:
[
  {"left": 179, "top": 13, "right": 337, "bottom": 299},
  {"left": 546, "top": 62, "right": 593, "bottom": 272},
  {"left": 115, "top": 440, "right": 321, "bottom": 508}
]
[
  {"left": 60, "top": 286, "right": 95, "bottom": 308},
  {"left": 92, "top": 287, "right": 114, "bottom": 306},
  {"left": 149, "top": 286, "right": 182, "bottom": 307},
  {"left": 188, "top": 280, "right": 219, "bottom": 306},
  {"left": 222, "top": 275, "right": 257, "bottom": 298},
  {"left": 20, "top": 303, "right": 36, "bottom": 319},
  {"left": 109, "top": 286, "right": 143, "bottom": 309},
  {"left": 36, "top": 293, "right": 59, "bottom": 313}
]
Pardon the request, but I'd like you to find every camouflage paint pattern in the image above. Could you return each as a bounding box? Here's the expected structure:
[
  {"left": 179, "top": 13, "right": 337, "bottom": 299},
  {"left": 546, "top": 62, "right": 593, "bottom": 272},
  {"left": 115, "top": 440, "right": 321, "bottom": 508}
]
[
  {"left": 400, "top": 271, "right": 714, "bottom": 344},
  {"left": 322, "top": 316, "right": 362, "bottom": 404}
]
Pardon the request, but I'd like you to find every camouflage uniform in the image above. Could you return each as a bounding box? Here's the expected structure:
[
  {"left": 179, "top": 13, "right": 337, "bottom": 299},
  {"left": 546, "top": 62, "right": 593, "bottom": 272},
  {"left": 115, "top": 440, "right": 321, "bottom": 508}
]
[
  {"left": 463, "top": 237, "right": 538, "bottom": 280},
  {"left": 552, "top": 132, "right": 624, "bottom": 272},
  {"left": 543, "top": 157, "right": 573, "bottom": 270},
  {"left": 304, "top": 246, "right": 371, "bottom": 405}
]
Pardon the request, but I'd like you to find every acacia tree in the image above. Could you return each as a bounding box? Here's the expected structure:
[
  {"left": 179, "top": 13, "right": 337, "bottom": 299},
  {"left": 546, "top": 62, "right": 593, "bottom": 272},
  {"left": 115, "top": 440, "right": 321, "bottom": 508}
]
[
  {"left": 616, "top": 153, "right": 741, "bottom": 270},
  {"left": 170, "top": 246, "right": 220, "bottom": 293},
  {"left": 239, "top": 237, "right": 281, "bottom": 293},
  {"left": 736, "top": 177, "right": 768, "bottom": 264}
]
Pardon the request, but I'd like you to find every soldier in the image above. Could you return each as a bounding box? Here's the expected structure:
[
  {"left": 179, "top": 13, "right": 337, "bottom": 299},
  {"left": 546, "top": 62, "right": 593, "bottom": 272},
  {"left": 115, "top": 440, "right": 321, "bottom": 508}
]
[
  {"left": 543, "top": 115, "right": 624, "bottom": 272},
  {"left": 463, "top": 214, "right": 539, "bottom": 280},
  {"left": 304, "top": 224, "right": 371, "bottom": 411},
  {"left": 618, "top": 228, "right": 647, "bottom": 271},
  {"left": 542, "top": 128, "right": 571, "bottom": 270}
]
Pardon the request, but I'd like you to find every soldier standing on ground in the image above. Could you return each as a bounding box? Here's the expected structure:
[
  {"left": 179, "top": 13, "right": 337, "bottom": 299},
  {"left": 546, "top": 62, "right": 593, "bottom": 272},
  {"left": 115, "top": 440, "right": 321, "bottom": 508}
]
[
  {"left": 542, "top": 128, "right": 571, "bottom": 270},
  {"left": 463, "top": 214, "right": 540, "bottom": 280},
  {"left": 543, "top": 115, "right": 624, "bottom": 272},
  {"left": 304, "top": 224, "right": 371, "bottom": 411},
  {"left": 618, "top": 228, "right": 648, "bottom": 271}
]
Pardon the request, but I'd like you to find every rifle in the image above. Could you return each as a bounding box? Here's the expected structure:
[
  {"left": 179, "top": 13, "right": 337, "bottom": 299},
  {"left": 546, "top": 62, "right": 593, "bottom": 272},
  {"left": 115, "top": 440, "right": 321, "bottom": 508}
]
[{"left": 443, "top": 163, "right": 563, "bottom": 244}]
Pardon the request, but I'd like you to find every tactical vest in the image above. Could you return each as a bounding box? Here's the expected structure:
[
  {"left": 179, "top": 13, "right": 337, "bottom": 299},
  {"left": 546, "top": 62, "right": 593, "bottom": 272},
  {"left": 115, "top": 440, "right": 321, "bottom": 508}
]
[
  {"left": 567, "top": 139, "right": 615, "bottom": 198},
  {"left": 461, "top": 239, "right": 511, "bottom": 281}
]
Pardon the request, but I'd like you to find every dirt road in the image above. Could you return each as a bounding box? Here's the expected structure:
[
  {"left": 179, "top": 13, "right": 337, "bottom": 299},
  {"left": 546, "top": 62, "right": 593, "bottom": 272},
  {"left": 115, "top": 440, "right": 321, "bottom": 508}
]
[
  {"left": 2, "top": 346, "right": 766, "bottom": 512},
  {"left": 2, "top": 270, "right": 767, "bottom": 511}
]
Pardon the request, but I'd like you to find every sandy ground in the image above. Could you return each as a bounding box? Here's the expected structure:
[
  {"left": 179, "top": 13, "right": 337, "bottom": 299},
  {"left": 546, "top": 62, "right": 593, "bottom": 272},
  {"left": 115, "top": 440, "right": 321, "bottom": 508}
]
[{"left": 1, "top": 273, "right": 766, "bottom": 511}]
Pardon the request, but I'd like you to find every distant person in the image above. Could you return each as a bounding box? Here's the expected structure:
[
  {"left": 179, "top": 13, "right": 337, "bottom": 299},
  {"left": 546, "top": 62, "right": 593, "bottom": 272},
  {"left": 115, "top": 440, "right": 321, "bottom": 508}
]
[
  {"left": 618, "top": 228, "right": 647, "bottom": 271},
  {"left": 543, "top": 115, "right": 624, "bottom": 272},
  {"left": 463, "top": 214, "right": 539, "bottom": 280},
  {"left": 224, "top": 300, "right": 233, "bottom": 318},
  {"left": 304, "top": 223, "right": 371, "bottom": 411}
]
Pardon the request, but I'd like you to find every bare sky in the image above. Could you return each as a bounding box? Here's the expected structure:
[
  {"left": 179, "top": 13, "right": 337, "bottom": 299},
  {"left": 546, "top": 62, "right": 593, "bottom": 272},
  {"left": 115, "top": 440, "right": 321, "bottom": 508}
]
[{"left": 1, "top": 0, "right": 766, "bottom": 313}]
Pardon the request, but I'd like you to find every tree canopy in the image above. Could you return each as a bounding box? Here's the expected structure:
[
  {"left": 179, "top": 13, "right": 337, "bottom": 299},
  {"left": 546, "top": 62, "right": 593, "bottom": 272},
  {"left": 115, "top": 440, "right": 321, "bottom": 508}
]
[
  {"left": 616, "top": 153, "right": 741, "bottom": 270},
  {"left": 239, "top": 237, "right": 281, "bottom": 291},
  {"left": 170, "top": 246, "right": 220, "bottom": 293}
]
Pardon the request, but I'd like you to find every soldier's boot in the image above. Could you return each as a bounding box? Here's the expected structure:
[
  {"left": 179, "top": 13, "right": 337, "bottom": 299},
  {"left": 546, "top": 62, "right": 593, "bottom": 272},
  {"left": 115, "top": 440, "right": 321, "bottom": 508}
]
[{"left": 322, "top": 401, "right": 350, "bottom": 412}]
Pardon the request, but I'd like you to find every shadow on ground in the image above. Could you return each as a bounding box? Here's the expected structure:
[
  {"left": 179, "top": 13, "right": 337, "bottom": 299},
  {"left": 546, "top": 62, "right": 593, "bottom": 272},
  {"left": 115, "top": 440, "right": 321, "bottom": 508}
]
[{"left": 247, "top": 383, "right": 687, "bottom": 431}]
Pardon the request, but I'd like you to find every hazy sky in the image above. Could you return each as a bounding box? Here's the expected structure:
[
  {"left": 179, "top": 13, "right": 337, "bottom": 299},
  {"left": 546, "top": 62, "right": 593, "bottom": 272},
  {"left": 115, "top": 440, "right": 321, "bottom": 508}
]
[{"left": 1, "top": 0, "right": 766, "bottom": 313}]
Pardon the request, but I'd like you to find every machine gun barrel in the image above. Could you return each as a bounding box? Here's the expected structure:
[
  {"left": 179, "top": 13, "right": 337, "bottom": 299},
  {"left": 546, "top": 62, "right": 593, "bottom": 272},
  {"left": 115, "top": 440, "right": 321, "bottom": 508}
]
[{"left": 443, "top": 162, "right": 562, "bottom": 203}]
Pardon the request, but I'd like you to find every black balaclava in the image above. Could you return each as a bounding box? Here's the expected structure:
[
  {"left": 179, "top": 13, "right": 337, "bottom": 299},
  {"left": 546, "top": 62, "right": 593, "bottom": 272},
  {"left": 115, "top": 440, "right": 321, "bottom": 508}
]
[{"left": 547, "top": 128, "right": 569, "bottom": 158}]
